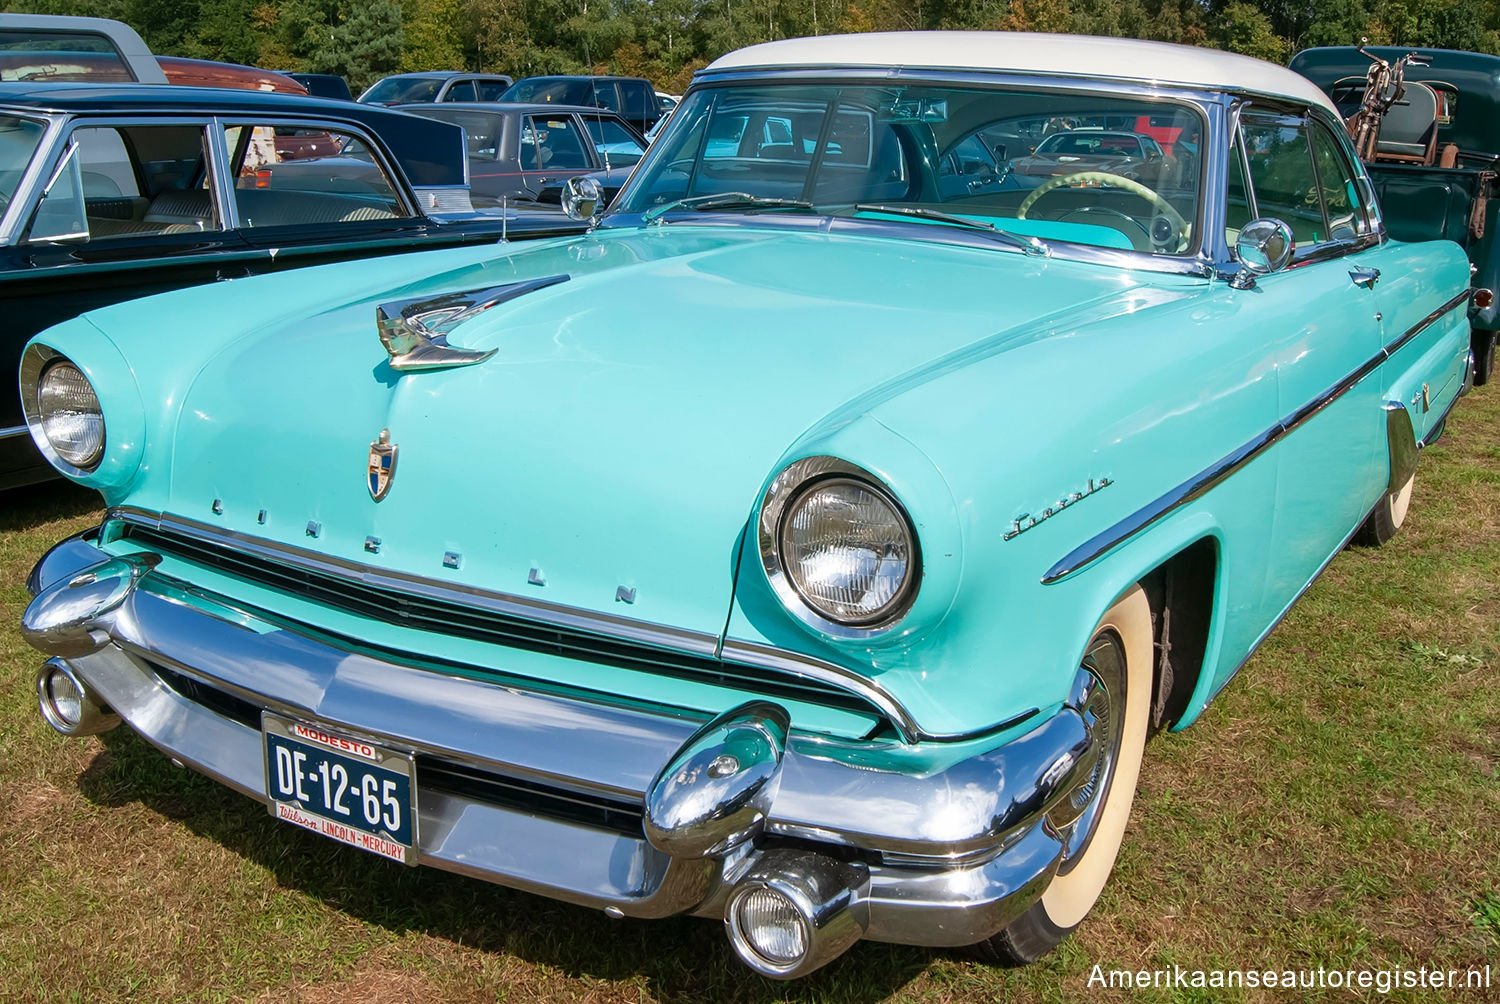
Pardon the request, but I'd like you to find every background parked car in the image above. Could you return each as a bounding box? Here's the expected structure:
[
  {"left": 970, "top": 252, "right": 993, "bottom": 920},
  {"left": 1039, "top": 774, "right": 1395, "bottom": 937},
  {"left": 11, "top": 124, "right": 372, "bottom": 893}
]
[
  {"left": 411, "top": 102, "right": 647, "bottom": 204},
  {"left": 358, "top": 71, "right": 514, "bottom": 105},
  {"left": 0, "top": 83, "right": 583, "bottom": 489},
  {"left": 1292, "top": 44, "right": 1500, "bottom": 385},
  {"left": 0, "top": 13, "right": 164, "bottom": 83},
  {"left": 499, "top": 75, "right": 663, "bottom": 134},
  {"left": 286, "top": 72, "right": 353, "bottom": 101},
  {"left": 156, "top": 56, "right": 305, "bottom": 93},
  {"left": 1008, "top": 127, "right": 1170, "bottom": 181},
  {"left": 1, "top": 13, "right": 307, "bottom": 94}
]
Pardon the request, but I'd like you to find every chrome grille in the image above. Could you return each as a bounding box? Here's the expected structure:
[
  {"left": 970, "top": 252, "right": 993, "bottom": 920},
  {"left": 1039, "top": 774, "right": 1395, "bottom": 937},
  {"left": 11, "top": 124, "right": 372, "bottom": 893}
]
[{"left": 118, "top": 521, "right": 892, "bottom": 732}]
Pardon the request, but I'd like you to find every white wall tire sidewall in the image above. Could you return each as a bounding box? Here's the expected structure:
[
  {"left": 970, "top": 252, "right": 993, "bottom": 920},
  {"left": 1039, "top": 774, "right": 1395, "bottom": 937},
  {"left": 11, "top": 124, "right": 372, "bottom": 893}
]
[
  {"left": 1039, "top": 585, "right": 1152, "bottom": 930},
  {"left": 1390, "top": 473, "right": 1414, "bottom": 530}
]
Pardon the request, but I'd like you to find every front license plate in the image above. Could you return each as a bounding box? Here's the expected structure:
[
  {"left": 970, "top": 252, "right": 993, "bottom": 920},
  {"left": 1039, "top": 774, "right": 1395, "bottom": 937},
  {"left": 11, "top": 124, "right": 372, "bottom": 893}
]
[{"left": 262, "top": 712, "right": 417, "bottom": 865}]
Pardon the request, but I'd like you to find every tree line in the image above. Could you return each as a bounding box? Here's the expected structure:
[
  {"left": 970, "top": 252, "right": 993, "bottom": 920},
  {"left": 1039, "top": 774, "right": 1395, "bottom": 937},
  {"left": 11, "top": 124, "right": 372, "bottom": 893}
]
[{"left": 11, "top": 0, "right": 1498, "bottom": 94}]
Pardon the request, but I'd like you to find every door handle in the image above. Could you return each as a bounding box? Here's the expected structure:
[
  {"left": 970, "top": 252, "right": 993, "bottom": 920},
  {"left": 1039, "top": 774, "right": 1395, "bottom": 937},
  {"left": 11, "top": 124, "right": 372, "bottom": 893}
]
[{"left": 1349, "top": 266, "right": 1381, "bottom": 288}]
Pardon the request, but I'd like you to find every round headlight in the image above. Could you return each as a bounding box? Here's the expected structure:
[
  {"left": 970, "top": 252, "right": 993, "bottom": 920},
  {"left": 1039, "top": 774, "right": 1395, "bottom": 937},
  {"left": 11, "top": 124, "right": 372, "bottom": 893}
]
[
  {"left": 778, "top": 476, "right": 914, "bottom": 626},
  {"left": 37, "top": 361, "right": 105, "bottom": 470}
]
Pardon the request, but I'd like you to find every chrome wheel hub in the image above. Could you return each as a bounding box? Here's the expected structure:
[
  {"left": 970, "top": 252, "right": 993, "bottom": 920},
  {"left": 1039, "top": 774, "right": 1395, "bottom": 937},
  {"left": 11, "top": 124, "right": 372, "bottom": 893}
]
[{"left": 1054, "top": 632, "right": 1126, "bottom": 871}]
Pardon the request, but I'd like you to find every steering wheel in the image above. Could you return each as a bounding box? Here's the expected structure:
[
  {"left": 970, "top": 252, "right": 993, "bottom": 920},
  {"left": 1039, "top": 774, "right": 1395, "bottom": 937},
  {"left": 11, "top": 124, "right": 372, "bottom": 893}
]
[
  {"left": 1017, "top": 171, "right": 1189, "bottom": 251},
  {"left": 1054, "top": 206, "right": 1153, "bottom": 252}
]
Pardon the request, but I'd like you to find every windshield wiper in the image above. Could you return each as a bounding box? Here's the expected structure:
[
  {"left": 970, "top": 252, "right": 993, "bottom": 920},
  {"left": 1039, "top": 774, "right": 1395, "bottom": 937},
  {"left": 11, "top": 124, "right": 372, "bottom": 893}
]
[
  {"left": 851, "top": 204, "right": 1050, "bottom": 256},
  {"left": 642, "top": 192, "right": 816, "bottom": 224}
]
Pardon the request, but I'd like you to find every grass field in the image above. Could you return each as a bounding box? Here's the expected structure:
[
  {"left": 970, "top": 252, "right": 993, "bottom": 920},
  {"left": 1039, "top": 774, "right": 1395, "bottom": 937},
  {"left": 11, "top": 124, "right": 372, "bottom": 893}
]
[{"left": 1, "top": 386, "right": 1496, "bottom": 1003}]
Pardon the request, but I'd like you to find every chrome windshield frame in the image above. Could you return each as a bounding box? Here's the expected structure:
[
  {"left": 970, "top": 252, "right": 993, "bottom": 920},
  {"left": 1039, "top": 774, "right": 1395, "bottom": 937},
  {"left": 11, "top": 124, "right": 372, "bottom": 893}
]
[
  {"left": 603, "top": 68, "right": 1235, "bottom": 278},
  {"left": 0, "top": 109, "right": 67, "bottom": 247}
]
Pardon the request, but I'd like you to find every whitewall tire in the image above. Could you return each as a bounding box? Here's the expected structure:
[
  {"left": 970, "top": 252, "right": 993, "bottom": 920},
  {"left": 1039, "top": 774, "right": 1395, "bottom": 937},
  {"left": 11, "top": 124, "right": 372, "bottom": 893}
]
[{"left": 975, "top": 584, "right": 1152, "bottom": 964}]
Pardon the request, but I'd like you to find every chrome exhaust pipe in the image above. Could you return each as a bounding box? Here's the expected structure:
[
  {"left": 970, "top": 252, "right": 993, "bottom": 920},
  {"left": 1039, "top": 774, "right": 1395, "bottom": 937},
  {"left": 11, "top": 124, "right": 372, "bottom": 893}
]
[{"left": 36, "top": 658, "right": 120, "bottom": 736}]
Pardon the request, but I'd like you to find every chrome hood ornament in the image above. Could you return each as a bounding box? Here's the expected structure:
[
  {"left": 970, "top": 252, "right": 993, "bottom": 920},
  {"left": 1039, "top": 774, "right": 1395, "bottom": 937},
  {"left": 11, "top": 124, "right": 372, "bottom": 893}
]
[
  {"left": 368, "top": 429, "right": 398, "bottom": 501},
  {"left": 375, "top": 275, "right": 571, "bottom": 371}
]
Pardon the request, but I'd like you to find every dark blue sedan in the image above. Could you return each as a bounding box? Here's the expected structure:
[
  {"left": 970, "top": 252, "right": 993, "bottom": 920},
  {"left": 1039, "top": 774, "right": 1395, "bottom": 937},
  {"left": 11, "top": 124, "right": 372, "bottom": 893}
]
[{"left": 0, "top": 83, "right": 583, "bottom": 489}]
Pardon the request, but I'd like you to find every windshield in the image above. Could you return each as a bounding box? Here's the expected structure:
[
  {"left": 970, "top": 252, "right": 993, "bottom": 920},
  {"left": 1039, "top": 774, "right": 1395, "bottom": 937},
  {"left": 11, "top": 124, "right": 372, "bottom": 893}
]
[
  {"left": 503, "top": 78, "right": 608, "bottom": 107},
  {"left": 0, "top": 115, "right": 46, "bottom": 208},
  {"left": 361, "top": 76, "right": 442, "bottom": 104},
  {"left": 612, "top": 83, "right": 1206, "bottom": 257}
]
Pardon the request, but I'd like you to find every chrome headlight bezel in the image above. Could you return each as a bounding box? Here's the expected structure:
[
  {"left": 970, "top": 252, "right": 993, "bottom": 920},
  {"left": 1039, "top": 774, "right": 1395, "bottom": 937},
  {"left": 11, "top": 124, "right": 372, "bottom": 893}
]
[
  {"left": 21, "top": 345, "right": 106, "bottom": 476},
  {"left": 758, "top": 456, "right": 920, "bottom": 638}
]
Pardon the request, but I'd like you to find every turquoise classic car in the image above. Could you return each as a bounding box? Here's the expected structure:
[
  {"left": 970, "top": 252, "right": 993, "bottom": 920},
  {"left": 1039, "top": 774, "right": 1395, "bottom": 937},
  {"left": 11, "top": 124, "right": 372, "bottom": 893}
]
[{"left": 19, "top": 32, "right": 1479, "bottom": 978}]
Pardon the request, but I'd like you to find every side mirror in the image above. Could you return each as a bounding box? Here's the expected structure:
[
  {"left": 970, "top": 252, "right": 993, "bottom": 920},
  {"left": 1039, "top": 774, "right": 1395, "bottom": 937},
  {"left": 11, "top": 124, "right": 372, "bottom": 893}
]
[
  {"left": 561, "top": 176, "right": 602, "bottom": 222},
  {"left": 1230, "top": 218, "right": 1294, "bottom": 289}
]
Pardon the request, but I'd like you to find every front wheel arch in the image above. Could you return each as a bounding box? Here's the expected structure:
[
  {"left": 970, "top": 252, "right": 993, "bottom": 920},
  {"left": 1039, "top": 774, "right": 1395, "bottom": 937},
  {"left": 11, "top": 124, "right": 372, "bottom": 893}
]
[{"left": 973, "top": 584, "right": 1153, "bottom": 963}]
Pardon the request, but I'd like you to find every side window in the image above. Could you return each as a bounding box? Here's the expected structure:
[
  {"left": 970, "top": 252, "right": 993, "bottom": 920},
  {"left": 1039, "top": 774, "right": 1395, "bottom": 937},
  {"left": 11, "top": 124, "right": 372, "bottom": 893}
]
[
  {"left": 619, "top": 82, "right": 651, "bottom": 119},
  {"left": 938, "top": 133, "right": 1001, "bottom": 197},
  {"left": 582, "top": 117, "right": 645, "bottom": 167},
  {"left": 223, "top": 124, "right": 404, "bottom": 227},
  {"left": 764, "top": 117, "right": 792, "bottom": 146},
  {"left": 521, "top": 116, "right": 590, "bottom": 171},
  {"left": 1226, "top": 135, "right": 1254, "bottom": 239},
  {"left": 444, "top": 80, "right": 477, "bottom": 102},
  {"left": 478, "top": 81, "right": 508, "bottom": 101},
  {"left": 704, "top": 114, "right": 749, "bottom": 158},
  {"left": 0, "top": 30, "right": 134, "bottom": 83},
  {"left": 1241, "top": 114, "right": 1326, "bottom": 246},
  {"left": 27, "top": 124, "right": 219, "bottom": 242},
  {"left": 1309, "top": 122, "right": 1367, "bottom": 240}
]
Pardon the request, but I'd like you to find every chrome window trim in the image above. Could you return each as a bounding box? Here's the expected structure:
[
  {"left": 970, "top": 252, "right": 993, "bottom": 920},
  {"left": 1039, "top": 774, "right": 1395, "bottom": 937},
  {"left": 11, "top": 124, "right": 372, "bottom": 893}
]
[
  {"left": 205, "top": 115, "right": 237, "bottom": 230},
  {"left": 102, "top": 506, "right": 944, "bottom": 743},
  {"left": 0, "top": 112, "right": 67, "bottom": 246},
  {"left": 1228, "top": 104, "right": 1390, "bottom": 274},
  {"left": 212, "top": 115, "right": 421, "bottom": 219},
  {"left": 16, "top": 115, "right": 232, "bottom": 240},
  {"left": 1042, "top": 288, "right": 1473, "bottom": 584},
  {"left": 61, "top": 117, "right": 223, "bottom": 234}
]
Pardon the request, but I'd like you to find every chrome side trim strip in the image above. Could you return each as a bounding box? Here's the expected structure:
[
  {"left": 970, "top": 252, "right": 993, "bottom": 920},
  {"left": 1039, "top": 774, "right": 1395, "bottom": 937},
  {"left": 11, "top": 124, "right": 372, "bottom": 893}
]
[
  {"left": 1043, "top": 289, "right": 1472, "bottom": 584},
  {"left": 103, "top": 508, "right": 939, "bottom": 743},
  {"left": 0, "top": 423, "right": 31, "bottom": 440}
]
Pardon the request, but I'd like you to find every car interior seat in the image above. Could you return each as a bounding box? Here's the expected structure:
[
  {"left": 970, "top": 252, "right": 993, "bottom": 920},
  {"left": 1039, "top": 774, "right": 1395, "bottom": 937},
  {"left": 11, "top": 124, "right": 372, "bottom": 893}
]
[{"left": 1374, "top": 81, "right": 1439, "bottom": 166}]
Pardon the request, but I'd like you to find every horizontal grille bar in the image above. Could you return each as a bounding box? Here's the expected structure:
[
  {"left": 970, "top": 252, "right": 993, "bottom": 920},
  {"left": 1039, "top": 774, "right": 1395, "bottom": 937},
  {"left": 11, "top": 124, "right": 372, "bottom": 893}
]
[
  {"left": 150, "top": 661, "right": 645, "bottom": 837},
  {"left": 120, "top": 523, "right": 889, "bottom": 728}
]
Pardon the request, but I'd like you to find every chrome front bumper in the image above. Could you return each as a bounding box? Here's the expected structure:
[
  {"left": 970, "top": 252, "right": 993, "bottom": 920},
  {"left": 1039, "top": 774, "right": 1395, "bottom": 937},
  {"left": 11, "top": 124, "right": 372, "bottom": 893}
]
[{"left": 24, "top": 532, "right": 1097, "bottom": 968}]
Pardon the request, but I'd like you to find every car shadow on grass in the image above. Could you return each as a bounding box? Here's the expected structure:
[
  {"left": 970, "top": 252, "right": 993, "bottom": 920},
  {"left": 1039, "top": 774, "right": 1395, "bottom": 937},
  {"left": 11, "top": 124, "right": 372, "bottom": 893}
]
[
  {"left": 77, "top": 728, "right": 935, "bottom": 1002},
  {"left": 0, "top": 480, "right": 101, "bottom": 533}
]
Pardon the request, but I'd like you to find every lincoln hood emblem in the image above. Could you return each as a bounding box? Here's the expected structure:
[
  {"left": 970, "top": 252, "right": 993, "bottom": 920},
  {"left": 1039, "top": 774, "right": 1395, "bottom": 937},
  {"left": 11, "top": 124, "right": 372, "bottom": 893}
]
[
  {"left": 376, "top": 274, "right": 571, "bottom": 372},
  {"left": 368, "top": 429, "right": 398, "bottom": 501}
]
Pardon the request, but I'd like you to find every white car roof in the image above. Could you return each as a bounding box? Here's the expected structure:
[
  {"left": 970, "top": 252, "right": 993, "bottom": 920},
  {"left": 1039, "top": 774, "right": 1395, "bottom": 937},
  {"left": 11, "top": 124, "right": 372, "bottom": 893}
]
[{"left": 706, "top": 32, "right": 1340, "bottom": 116}]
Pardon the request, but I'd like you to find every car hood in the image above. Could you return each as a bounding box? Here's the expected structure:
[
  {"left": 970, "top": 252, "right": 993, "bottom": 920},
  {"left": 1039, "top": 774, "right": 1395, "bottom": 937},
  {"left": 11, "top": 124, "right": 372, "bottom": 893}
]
[{"left": 162, "top": 224, "right": 1151, "bottom": 637}]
